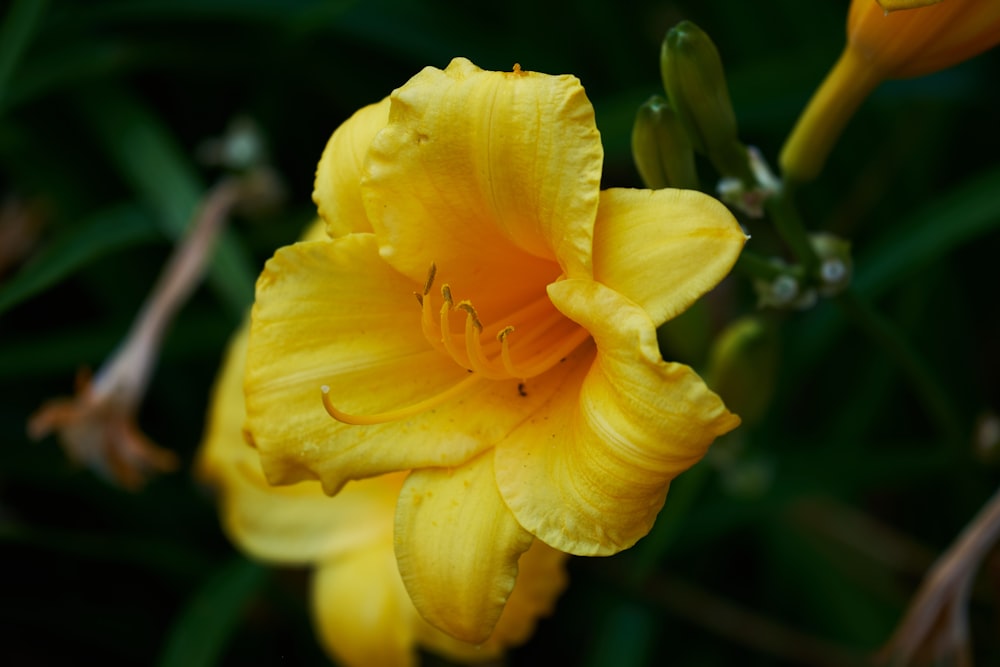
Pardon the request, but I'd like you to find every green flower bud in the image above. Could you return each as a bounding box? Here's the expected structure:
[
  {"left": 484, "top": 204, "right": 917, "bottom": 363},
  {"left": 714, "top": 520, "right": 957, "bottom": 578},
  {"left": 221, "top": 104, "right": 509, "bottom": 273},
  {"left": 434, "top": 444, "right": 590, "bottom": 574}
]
[
  {"left": 705, "top": 316, "right": 779, "bottom": 426},
  {"left": 660, "top": 21, "right": 753, "bottom": 184},
  {"left": 631, "top": 95, "right": 699, "bottom": 190}
]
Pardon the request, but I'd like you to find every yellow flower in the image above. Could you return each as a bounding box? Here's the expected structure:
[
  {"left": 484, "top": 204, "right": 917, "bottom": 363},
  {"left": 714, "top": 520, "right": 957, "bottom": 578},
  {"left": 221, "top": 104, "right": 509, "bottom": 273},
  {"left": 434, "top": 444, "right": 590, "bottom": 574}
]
[
  {"left": 199, "top": 272, "right": 568, "bottom": 666},
  {"left": 781, "top": 0, "right": 1000, "bottom": 182},
  {"left": 244, "top": 58, "right": 745, "bottom": 643}
]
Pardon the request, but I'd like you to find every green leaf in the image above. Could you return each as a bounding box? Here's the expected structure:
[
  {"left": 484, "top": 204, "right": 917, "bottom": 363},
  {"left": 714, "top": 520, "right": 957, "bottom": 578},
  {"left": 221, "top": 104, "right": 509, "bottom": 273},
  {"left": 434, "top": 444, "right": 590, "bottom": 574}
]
[
  {"left": 0, "top": 203, "right": 158, "bottom": 317},
  {"left": 0, "top": 0, "right": 48, "bottom": 111},
  {"left": 76, "top": 85, "right": 255, "bottom": 319},
  {"left": 2, "top": 40, "right": 137, "bottom": 112},
  {"left": 157, "top": 558, "right": 268, "bottom": 667},
  {"left": 74, "top": 0, "right": 350, "bottom": 22},
  {"left": 857, "top": 167, "right": 1000, "bottom": 298}
]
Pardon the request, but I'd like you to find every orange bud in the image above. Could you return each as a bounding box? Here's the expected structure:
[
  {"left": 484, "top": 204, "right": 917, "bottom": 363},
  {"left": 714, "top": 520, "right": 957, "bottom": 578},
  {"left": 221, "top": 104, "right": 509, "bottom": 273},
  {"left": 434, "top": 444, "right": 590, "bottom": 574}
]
[
  {"left": 781, "top": 0, "right": 1000, "bottom": 182},
  {"left": 852, "top": 0, "right": 1000, "bottom": 79}
]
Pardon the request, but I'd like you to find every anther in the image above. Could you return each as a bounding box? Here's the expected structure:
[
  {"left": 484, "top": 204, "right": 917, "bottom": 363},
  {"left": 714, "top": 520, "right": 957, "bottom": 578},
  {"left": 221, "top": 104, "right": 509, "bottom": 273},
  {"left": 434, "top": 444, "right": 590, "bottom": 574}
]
[
  {"left": 441, "top": 284, "right": 453, "bottom": 306},
  {"left": 423, "top": 263, "right": 437, "bottom": 296},
  {"left": 457, "top": 301, "right": 483, "bottom": 331}
]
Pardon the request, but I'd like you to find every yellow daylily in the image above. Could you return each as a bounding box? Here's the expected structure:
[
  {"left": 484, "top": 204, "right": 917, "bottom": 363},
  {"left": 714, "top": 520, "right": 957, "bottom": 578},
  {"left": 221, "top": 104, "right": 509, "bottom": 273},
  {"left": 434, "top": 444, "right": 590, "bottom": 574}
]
[
  {"left": 244, "top": 58, "right": 745, "bottom": 643},
  {"left": 198, "top": 271, "right": 568, "bottom": 666},
  {"left": 781, "top": 0, "right": 1000, "bottom": 182}
]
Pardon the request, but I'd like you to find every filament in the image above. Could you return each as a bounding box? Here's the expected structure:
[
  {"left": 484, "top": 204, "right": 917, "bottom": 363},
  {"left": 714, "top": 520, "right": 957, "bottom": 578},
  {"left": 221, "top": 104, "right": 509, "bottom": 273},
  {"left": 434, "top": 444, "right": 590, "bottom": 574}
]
[
  {"left": 500, "top": 322, "right": 590, "bottom": 379},
  {"left": 438, "top": 286, "right": 472, "bottom": 370}
]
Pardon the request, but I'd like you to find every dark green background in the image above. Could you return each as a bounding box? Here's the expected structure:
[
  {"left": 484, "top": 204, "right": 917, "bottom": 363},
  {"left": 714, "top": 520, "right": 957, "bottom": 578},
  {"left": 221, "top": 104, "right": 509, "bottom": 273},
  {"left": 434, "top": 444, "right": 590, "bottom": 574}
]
[{"left": 2, "top": 0, "right": 999, "bottom": 665}]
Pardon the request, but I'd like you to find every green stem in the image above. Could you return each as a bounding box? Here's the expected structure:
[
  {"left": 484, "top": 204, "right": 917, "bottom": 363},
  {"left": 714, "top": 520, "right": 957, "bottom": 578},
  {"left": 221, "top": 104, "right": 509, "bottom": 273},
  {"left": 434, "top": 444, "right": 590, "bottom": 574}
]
[
  {"left": 835, "top": 288, "right": 963, "bottom": 443},
  {"left": 764, "top": 183, "right": 821, "bottom": 279},
  {"left": 765, "top": 180, "right": 962, "bottom": 443},
  {"left": 736, "top": 251, "right": 803, "bottom": 282}
]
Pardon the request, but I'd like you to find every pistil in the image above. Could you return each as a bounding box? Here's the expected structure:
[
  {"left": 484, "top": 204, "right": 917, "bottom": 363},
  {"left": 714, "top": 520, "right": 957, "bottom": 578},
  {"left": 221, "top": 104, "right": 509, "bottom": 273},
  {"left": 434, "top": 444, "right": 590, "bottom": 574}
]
[{"left": 321, "top": 375, "right": 484, "bottom": 426}]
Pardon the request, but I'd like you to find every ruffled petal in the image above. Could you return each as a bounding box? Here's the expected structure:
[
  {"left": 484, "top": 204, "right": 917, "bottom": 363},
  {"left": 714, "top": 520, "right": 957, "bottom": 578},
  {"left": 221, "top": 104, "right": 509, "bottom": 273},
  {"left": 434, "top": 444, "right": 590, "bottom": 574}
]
[
  {"left": 312, "top": 543, "right": 417, "bottom": 667},
  {"left": 479, "top": 539, "right": 569, "bottom": 648},
  {"left": 496, "top": 279, "right": 740, "bottom": 556},
  {"left": 416, "top": 539, "right": 568, "bottom": 661},
  {"left": 592, "top": 188, "right": 746, "bottom": 327},
  {"left": 362, "top": 57, "right": 602, "bottom": 322},
  {"left": 199, "top": 316, "right": 408, "bottom": 563},
  {"left": 312, "top": 537, "right": 565, "bottom": 666},
  {"left": 394, "top": 450, "right": 533, "bottom": 643},
  {"left": 314, "top": 98, "right": 391, "bottom": 238},
  {"left": 245, "top": 234, "right": 587, "bottom": 493}
]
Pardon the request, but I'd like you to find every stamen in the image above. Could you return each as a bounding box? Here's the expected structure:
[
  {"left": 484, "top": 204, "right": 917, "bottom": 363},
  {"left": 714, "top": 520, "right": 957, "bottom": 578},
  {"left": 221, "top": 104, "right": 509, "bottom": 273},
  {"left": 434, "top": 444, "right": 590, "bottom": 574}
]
[
  {"left": 461, "top": 302, "right": 509, "bottom": 380},
  {"left": 438, "top": 287, "right": 472, "bottom": 369},
  {"left": 410, "top": 269, "right": 590, "bottom": 384},
  {"left": 501, "top": 324, "right": 591, "bottom": 379},
  {"left": 480, "top": 292, "right": 553, "bottom": 334},
  {"left": 321, "top": 375, "right": 483, "bottom": 426},
  {"left": 456, "top": 301, "right": 482, "bottom": 331},
  {"left": 419, "top": 281, "right": 445, "bottom": 354},
  {"left": 501, "top": 308, "right": 566, "bottom": 349},
  {"left": 415, "top": 262, "right": 437, "bottom": 320},
  {"left": 422, "top": 263, "right": 437, "bottom": 296}
]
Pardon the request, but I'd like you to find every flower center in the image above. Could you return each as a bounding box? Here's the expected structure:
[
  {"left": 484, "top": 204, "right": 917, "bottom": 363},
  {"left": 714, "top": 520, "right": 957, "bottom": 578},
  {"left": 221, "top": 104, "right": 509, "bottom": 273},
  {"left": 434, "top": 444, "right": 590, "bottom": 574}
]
[{"left": 321, "top": 263, "right": 589, "bottom": 425}]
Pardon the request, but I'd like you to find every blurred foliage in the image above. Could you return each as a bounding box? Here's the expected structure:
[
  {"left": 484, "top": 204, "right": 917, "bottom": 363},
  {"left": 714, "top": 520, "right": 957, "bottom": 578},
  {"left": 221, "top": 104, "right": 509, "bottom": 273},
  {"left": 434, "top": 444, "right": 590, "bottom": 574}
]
[{"left": 1, "top": 0, "right": 999, "bottom": 665}]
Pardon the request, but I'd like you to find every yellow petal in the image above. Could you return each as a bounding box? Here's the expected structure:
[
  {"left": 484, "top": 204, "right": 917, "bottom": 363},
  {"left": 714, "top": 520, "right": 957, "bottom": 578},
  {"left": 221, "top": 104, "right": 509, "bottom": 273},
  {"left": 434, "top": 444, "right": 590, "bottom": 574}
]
[
  {"left": 217, "top": 459, "right": 405, "bottom": 565},
  {"left": 312, "top": 537, "right": 564, "bottom": 666},
  {"left": 394, "top": 450, "right": 533, "bottom": 643},
  {"left": 592, "top": 188, "right": 746, "bottom": 327},
  {"left": 299, "top": 217, "right": 329, "bottom": 243},
  {"left": 415, "top": 539, "right": 568, "bottom": 661},
  {"left": 313, "top": 98, "right": 391, "bottom": 238},
  {"left": 245, "top": 234, "right": 583, "bottom": 493},
  {"left": 246, "top": 234, "right": 479, "bottom": 490},
  {"left": 479, "top": 539, "right": 569, "bottom": 648},
  {"left": 496, "top": 279, "right": 740, "bottom": 556},
  {"left": 312, "top": 543, "right": 417, "bottom": 667},
  {"left": 197, "top": 324, "right": 252, "bottom": 488},
  {"left": 363, "top": 58, "right": 602, "bottom": 310},
  {"left": 877, "top": 0, "right": 943, "bottom": 11},
  {"left": 199, "top": 315, "right": 408, "bottom": 563}
]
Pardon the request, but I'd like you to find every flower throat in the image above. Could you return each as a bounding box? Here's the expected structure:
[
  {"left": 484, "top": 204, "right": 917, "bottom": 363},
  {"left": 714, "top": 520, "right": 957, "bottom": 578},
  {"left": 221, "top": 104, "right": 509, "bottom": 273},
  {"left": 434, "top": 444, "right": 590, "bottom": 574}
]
[{"left": 322, "top": 263, "right": 588, "bottom": 425}]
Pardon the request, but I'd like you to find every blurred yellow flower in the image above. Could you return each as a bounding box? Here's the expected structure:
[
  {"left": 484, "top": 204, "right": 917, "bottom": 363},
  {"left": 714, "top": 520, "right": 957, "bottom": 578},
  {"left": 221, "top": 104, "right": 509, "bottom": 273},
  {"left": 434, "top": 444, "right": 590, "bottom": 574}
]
[
  {"left": 781, "top": 0, "right": 1000, "bottom": 181},
  {"left": 199, "top": 287, "right": 568, "bottom": 666},
  {"left": 244, "top": 58, "right": 744, "bottom": 643},
  {"left": 877, "top": 0, "right": 944, "bottom": 11}
]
